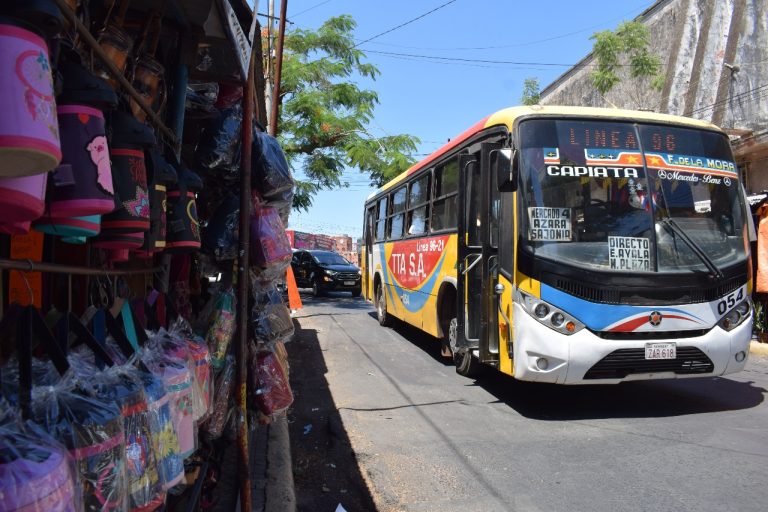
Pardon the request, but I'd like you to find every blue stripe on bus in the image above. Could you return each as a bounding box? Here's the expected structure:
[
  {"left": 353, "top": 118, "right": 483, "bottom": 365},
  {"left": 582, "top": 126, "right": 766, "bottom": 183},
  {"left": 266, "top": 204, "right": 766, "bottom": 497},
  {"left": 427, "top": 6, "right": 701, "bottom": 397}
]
[
  {"left": 540, "top": 283, "right": 705, "bottom": 331},
  {"left": 379, "top": 244, "right": 396, "bottom": 304}
]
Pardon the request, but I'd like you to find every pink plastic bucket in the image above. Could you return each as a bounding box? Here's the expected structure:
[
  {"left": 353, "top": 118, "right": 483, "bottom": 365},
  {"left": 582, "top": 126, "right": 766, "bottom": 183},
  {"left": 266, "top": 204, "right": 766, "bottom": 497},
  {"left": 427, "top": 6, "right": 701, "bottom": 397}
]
[
  {"left": 0, "top": 172, "right": 48, "bottom": 222},
  {"left": 0, "top": 22, "right": 61, "bottom": 177}
]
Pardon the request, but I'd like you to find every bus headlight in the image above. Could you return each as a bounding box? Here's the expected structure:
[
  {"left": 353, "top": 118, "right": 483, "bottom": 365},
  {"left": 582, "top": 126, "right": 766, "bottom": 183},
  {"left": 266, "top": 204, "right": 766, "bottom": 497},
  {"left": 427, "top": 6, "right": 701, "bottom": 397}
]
[
  {"left": 718, "top": 300, "right": 751, "bottom": 331},
  {"left": 515, "top": 290, "right": 584, "bottom": 335}
]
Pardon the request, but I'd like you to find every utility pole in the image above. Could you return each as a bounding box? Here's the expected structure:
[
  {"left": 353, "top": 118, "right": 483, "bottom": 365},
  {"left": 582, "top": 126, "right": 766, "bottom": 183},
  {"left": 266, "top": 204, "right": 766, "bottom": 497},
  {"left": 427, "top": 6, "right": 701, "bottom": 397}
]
[{"left": 269, "top": 0, "right": 288, "bottom": 136}]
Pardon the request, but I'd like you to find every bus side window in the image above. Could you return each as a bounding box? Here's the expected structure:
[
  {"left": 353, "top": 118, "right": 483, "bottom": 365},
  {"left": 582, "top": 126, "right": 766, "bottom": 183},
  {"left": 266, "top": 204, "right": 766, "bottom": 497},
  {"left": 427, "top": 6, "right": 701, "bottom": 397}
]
[
  {"left": 432, "top": 159, "right": 458, "bottom": 231},
  {"left": 407, "top": 173, "right": 431, "bottom": 236},
  {"left": 375, "top": 197, "right": 387, "bottom": 241},
  {"left": 388, "top": 186, "right": 407, "bottom": 240}
]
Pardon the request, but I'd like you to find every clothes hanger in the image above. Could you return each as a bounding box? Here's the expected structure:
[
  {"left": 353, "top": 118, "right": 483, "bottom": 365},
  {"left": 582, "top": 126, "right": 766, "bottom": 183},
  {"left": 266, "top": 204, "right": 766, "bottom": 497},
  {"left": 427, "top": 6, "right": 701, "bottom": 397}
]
[{"left": 55, "top": 311, "right": 115, "bottom": 367}]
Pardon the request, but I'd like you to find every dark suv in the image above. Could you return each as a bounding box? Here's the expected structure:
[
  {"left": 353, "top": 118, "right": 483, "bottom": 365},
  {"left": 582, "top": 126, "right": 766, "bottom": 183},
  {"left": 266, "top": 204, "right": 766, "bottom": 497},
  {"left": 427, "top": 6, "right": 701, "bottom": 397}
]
[{"left": 291, "top": 249, "right": 362, "bottom": 297}]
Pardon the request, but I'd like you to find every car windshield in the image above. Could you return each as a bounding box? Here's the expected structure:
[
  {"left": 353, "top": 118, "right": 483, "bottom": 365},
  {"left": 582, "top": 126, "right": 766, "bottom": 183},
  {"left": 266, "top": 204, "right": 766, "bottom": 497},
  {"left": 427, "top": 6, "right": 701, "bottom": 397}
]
[
  {"left": 312, "top": 252, "right": 350, "bottom": 265},
  {"left": 518, "top": 118, "right": 748, "bottom": 273}
]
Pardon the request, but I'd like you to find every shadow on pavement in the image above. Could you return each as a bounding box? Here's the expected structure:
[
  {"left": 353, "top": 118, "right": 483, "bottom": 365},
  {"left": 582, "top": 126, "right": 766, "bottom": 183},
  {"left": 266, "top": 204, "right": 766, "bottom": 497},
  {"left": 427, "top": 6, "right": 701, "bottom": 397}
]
[
  {"left": 383, "top": 312, "right": 767, "bottom": 420},
  {"left": 286, "top": 318, "right": 378, "bottom": 512}
]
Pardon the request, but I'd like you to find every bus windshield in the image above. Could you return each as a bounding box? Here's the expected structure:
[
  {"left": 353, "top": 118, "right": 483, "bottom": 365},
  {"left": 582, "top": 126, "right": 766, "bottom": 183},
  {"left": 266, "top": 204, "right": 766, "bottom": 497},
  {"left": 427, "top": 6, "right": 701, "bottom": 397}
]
[{"left": 518, "top": 118, "right": 748, "bottom": 273}]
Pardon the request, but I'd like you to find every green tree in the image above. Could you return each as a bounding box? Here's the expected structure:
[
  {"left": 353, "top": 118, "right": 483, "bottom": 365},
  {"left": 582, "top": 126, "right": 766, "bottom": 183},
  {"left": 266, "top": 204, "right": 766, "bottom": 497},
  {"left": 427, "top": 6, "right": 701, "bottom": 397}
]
[
  {"left": 589, "top": 21, "right": 664, "bottom": 104},
  {"left": 521, "top": 77, "right": 540, "bottom": 106},
  {"left": 277, "top": 15, "right": 419, "bottom": 210}
]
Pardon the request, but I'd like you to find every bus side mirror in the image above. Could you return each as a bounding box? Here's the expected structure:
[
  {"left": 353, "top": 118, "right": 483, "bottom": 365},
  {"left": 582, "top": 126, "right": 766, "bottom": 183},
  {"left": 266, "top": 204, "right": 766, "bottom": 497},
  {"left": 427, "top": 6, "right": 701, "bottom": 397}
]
[{"left": 496, "top": 148, "right": 517, "bottom": 192}]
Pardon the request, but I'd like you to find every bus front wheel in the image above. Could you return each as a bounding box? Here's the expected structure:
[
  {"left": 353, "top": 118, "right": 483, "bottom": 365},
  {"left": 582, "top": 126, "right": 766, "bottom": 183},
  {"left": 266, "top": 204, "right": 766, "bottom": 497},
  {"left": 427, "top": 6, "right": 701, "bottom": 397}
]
[
  {"left": 449, "top": 317, "right": 482, "bottom": 378},
  {"left": 376, "top": 285, "right": 393, "bottom": 327}
]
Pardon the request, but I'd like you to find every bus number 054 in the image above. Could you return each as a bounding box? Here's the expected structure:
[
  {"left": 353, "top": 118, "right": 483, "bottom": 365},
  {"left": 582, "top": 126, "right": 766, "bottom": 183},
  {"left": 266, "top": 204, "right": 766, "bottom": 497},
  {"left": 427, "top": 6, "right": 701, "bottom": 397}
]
[{"left": 717, "top": 288, "right": 744, "bottom": 316}]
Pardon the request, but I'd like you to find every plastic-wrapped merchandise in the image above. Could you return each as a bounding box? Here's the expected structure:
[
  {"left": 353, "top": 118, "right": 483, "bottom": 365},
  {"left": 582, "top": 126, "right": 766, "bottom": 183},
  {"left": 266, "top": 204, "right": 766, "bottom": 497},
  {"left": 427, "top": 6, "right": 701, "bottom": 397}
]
[
  {"left": 30, "top": 381, "right": 128, "bottom": 512},
  {"left": 201, "top": 193, "right": 239, "bottom": 262},
  {"left": 186, "top": 336, "right": 213, "bottom": 420},
  {"left": 249, "top": 348, "right": 293, "bottom": 417},
  {"left": 194, "top": 103, "right": 242, "bottom": 175},
  {"left": 141, "top": 341, "right": 197, "bottom": 461},
  {"left": 251, "top": 284, "right": 294, "bottom": 345},
  {"left": 199, "top": 356, "right": 235, "bottom": 441},
  {"left": 185, "top": 83, "right": 219, "bottom": 115},
  {"left": 251, "top": 131, "right": 294, "bottom": 200},
  {"left": 205, "top": 290, "right": 236, "bottom": 371},
  {"left": 161, "top": 327, "right": 211, "bottom": 422},
  {"left": 93, "top": 364, "right": 164, "bottom": 512},
  {"left": 249, "top": 205, "right": 292, "bottom": 280},
  {"left": 136, "top": 371, "right": 183, "bottom": 491},
  {"left": 0, "top": 403, "right": 79, "bottom": 512}
]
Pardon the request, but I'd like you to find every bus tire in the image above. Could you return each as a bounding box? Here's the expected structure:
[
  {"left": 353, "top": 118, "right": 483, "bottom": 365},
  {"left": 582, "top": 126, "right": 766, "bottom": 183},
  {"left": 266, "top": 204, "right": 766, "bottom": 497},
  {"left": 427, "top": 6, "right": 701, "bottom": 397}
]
[
  {"left": 449, "top": 317, "right": 482, "bottom": 378},
  {"left": 376, "top": 284, "right": 393, "bottom": 327}
]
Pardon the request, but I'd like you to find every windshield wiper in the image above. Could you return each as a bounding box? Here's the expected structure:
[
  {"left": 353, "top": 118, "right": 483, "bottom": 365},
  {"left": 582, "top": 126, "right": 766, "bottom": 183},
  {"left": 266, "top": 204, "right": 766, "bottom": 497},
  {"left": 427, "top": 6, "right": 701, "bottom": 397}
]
[{"left": 657, "top": 217, "right": 725, "bottom": 280}]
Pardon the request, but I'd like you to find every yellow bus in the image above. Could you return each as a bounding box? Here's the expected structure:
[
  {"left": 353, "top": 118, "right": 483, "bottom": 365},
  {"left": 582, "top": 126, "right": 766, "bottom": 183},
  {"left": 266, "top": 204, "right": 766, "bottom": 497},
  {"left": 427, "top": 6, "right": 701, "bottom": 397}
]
[{"left": 361, "top": 106, "right": 753, "bottom": 384}]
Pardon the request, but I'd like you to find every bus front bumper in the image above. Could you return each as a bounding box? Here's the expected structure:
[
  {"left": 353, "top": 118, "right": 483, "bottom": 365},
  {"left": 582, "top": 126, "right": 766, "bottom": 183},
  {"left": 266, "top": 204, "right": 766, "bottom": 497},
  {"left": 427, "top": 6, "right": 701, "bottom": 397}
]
[{"left": 512, "top": 303, "right": 752, "bottom": 385}]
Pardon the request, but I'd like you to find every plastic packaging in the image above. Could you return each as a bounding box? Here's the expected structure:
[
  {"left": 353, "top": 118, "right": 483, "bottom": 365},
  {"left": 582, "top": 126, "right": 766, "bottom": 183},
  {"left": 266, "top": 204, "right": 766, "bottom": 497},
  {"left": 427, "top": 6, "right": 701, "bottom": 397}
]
[
  {"left": 185, "top": 83, "right": 219, "bottom": 115},
  {"left": 30, "top": 381, "right": 128, "bottom": 512},
  {"left": 205, "top": 290, "right": 236, "bottom": 371},
  {"left": 252, "top": 284, "right": 294, "bottom": 345},
  {"left": 136, "top": 371, "right": 183, "bottom": 491},
  {"left": 249, "top": 205, "right": 292, "bottom": 280},
  {"left": 141, "top": 335, "right": 197, "bottom": 461},
  {"left": 199, "top": 356, "right": 235, "bottom": 441},
  {"left": 0, "top": 402, "right": 79, "bottom": 512},
  {"left": 251, "top": 131, "right": 294, "bottom": 200},
  {"left": 250, "top": 347, "right": 293, "bottom": 417},
  {"left": 201, "top": 193, "right": 239, "bottom": 262},
  {"left": 194, "top": 104, "right": 242, "bottom": 175},
  {"left": 95, "top": 364, "right": 164, "bottom": 512}
]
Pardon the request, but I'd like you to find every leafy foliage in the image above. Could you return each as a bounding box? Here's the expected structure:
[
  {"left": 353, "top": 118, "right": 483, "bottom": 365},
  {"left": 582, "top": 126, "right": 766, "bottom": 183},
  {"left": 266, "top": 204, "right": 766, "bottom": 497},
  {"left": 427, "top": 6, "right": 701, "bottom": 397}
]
[
  {"left": 589, "top": 21, "right": 664, "bottom": 98},
  {"left": 521, "top": 77, "right": 540, "bottom": 106},
  {"left": 278, "top": 16, "right": 419, "bottom": 210}
]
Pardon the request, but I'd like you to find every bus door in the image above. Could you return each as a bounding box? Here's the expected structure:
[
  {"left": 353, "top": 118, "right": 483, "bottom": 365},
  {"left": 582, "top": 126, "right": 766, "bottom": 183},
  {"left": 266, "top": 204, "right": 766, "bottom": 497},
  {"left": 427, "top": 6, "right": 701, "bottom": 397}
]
[
  {"left": 457, "top": 143, "right": 501, "bottom": 366},
  {"left": 364, "top": 206, "right": 375, "bottom": 300}
]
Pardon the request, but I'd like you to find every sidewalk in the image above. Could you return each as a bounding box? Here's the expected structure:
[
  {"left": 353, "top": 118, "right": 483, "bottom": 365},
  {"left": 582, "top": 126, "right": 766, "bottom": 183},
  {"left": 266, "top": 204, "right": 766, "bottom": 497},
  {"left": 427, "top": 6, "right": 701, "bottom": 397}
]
[{"left": 251, "top": 416, "right": 296, "bottom": 512}]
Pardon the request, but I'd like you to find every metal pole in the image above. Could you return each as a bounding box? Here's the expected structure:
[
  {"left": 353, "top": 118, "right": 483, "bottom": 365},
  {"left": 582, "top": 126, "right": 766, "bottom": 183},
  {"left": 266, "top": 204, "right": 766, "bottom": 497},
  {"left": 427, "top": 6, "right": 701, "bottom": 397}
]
[
  {"left": 269, "top": 0, "right": 288, "bottom": 136},
  {"left": 168, "top": 62, "right": 189, "bottom": 161},
  {"left": 0, "top": 259, "right": 160, "bottom": 276},
  {"left": 236, "top": 21, "right": 258, "bottom": 512}
]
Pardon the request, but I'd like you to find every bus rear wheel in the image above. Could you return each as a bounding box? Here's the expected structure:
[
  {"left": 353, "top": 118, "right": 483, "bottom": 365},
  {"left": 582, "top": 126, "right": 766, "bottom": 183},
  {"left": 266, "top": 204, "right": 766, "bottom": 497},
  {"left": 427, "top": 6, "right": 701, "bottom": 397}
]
[
  {"left": 449, "top": 317, "right": 482, "bottom": 378},
  {"left": 376, "top": 284, "right": 393, "bottom": 327}
]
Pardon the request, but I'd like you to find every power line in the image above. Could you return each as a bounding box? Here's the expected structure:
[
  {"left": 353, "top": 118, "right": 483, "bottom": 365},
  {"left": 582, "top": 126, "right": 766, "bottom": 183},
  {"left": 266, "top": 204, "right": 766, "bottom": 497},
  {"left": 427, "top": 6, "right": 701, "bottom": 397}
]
[
  {"left": 690, "top": 83, "right": 768, "bottom": 115},
  {"left": 353, "top": 0, "right": 459, "bottom": 48},
  {"left": 290, "top": 0, "right": 333, "bottom": 18},
  {"left": 358, "top": 2, "right": 650, "bottom": 52}
]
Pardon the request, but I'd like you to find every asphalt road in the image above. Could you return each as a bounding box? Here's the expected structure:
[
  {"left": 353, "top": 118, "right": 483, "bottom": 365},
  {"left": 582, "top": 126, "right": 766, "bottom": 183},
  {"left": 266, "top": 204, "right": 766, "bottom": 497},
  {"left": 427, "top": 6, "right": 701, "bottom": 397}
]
[{"left": 289, "top": 291, "right": 768, "bottom": 512}]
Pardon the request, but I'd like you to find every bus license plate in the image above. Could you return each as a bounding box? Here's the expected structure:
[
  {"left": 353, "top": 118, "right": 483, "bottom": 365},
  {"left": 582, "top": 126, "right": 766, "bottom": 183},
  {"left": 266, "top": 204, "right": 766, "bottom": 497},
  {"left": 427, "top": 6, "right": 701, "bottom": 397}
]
[
  {"left": 645, "top": 343, "right": 676, "bottom": 360},
  {"left": 344, "top": 281, "right": 355, "bottom": 286}
]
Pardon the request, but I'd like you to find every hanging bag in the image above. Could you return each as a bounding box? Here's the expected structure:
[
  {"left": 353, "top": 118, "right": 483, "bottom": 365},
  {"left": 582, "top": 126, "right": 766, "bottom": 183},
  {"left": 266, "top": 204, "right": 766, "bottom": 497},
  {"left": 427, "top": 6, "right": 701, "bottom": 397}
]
[{"left": 0, "top": 18, "right": 61, "bottom": 177}]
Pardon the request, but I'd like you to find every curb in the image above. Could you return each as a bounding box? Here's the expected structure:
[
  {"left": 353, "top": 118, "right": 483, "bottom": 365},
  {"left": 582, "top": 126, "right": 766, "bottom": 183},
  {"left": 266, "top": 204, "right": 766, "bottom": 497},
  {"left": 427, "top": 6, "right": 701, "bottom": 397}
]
[
  {"left": 750, "top": 340, "right": 768, "bottom": 357},
  {"left": 264, "top": 415, "right": 296, "bottom": 512}
]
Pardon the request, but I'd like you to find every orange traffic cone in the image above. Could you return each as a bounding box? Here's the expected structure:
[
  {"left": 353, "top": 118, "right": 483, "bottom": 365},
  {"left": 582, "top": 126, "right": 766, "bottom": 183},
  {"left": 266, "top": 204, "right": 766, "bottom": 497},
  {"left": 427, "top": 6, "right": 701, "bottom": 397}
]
[{"left": 286, "top": 265, "right": 302, "bottom": 311}]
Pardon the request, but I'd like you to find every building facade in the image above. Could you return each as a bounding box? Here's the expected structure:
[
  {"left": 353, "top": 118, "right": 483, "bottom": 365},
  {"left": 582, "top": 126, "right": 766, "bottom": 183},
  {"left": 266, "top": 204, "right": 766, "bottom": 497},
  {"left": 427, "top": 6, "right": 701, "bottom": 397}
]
[{"left": 539, "top": 0, "right": 768, "bottom": 194}]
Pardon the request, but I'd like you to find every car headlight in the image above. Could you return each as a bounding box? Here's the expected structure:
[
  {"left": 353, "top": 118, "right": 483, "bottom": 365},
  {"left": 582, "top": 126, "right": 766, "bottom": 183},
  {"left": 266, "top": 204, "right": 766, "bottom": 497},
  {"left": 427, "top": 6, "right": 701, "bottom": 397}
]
[
  {"left": 357, "top": 270, "right": 362, "bottom": 276},
  {"left": 718, "top": 300, "right": 752, "bottom": 331},
  {"left": 325, "top": 269, "right": 338, "bottom": 277},
  {"left": 515, "top": 290, "right": 584, "bottom": 335}
]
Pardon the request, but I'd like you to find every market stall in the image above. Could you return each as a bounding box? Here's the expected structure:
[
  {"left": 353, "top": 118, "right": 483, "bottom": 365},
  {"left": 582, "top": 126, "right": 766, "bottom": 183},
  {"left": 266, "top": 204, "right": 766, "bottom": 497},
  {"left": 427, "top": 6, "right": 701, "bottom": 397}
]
[{"left": 0, "top": 1, "right": 294, "bottom": 510}]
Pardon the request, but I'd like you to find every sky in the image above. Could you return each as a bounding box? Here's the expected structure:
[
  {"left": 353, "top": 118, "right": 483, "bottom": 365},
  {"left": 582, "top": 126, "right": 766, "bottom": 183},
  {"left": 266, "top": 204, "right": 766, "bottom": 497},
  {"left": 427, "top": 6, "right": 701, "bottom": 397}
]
[{"left": 260, "top": 0, "right": 656, "bottom": 239}]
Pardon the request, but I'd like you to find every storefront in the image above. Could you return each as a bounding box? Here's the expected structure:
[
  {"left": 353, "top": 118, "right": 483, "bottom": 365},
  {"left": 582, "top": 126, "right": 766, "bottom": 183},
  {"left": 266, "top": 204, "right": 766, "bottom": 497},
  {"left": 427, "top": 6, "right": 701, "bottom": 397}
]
[{"left": 0, "top": 1, "right": 293, "bottom": 510}]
